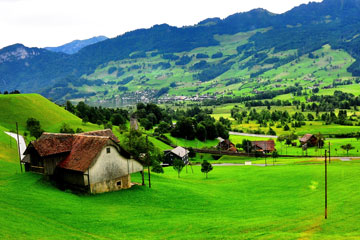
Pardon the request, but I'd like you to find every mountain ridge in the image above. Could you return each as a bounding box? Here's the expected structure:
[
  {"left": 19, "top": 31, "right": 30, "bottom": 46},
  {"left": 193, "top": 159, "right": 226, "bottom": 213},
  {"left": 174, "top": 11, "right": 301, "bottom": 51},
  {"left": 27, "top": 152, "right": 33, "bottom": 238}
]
[{"left": 1, "top": 0, "right": 360, "bottom": 105}]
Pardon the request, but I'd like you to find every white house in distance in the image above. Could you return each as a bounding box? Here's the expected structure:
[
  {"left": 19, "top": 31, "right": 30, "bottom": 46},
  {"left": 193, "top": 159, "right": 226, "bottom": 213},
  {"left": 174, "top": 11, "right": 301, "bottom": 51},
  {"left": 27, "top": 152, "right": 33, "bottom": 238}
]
[{"left": 22, "top": 129, "right": 144, "bottom": 194}]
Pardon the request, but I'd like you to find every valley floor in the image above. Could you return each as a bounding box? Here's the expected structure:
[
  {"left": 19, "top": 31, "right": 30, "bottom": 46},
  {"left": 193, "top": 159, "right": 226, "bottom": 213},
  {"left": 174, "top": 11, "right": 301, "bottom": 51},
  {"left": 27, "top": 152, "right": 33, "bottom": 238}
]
[{"left": 0, "top": 152, "right": 359, "bottom": 239}]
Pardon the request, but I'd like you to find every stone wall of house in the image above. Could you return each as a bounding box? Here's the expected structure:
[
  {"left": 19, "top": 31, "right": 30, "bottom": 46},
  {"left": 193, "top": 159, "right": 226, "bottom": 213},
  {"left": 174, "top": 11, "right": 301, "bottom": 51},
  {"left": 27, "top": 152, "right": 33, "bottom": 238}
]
[{"left": 90, "top": 174, "right": 131, "bottom": 194}]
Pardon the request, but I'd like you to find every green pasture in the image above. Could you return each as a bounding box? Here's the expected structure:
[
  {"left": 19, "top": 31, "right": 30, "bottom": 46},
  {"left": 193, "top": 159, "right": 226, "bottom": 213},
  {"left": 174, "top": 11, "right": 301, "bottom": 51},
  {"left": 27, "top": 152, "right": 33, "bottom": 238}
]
[
  {"left": 1, "top": 148, "right": 360, "bottom": 239},
  {"left": 165, "top": 133, "right": 219, "bottom": 148},
  {"left": 0, "top": 94, "right": 100, "bottom": 133}
]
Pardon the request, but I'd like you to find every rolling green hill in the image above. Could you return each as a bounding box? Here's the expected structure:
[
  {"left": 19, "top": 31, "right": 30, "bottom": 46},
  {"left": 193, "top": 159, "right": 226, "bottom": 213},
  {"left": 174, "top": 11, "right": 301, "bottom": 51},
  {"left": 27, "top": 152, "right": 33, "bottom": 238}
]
[{"left": 0, "top": 94, "right": 99, "bottom": 133}]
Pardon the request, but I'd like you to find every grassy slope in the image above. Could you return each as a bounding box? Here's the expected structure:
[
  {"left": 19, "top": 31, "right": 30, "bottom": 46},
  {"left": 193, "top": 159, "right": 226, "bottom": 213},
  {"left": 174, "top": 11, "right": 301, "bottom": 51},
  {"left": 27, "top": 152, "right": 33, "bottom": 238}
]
[
  {"left": 0, "top": 94, "right": 100, "bottom": 133},
  {"left": 0, "top": 155, "right": 359, "bottom": 239}
]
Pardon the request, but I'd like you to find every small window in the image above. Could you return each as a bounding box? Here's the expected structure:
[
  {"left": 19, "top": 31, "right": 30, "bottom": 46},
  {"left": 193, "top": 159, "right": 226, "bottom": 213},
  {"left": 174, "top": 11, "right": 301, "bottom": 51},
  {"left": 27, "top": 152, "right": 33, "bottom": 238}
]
[
  {"left": 116, "top": 181, "right": 122, "bottom": 186},
  {"left": 106, "top": 147, "right": 111, "bottom": 154}
]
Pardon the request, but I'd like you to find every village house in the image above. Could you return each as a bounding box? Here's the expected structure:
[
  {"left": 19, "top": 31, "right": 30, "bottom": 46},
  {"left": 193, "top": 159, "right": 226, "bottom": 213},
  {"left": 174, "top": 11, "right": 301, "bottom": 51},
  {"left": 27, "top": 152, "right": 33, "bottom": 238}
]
[
  {"left": 299, "top": 134, "right": 318, "bottom": 147},
  {"left": 163, "top": 146, "right": 189, "bottom": 165},
  {"left": 251, "top": 140, "right": 275, "bottom": 153},
  {"left": 217, "top": 138, "right": 237, "bottom": 152},
  {"left": 22, "top": 129, "right": 143, "bottom": 194}
]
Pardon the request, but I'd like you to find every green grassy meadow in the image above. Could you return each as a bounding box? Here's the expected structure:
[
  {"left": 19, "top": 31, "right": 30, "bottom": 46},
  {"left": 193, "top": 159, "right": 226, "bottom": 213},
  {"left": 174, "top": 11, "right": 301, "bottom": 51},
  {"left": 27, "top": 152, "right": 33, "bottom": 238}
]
[
  {"left": 0, "top": 94, "right": 100, "bottom": 134},
  {"left": 1, "top": 150, "right": 360, "bottom": 239}
]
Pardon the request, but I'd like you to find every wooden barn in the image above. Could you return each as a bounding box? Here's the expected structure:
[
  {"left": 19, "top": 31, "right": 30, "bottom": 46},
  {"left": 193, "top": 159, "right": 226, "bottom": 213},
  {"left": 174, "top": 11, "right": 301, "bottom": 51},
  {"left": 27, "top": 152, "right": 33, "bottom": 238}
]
[
  {"left": 22, "top": 129, "right": 143, "bottom": 194},
  {"left": 251, "top": 140, "right": 275, "bottom": 153},
  {"left": 163, "top": 146, "right": 189, "bottom": 165},
  {"left": 217, "top": 138, "right": 237, "bottom": 152},
  {"left": 299, "top": 134, "right": 318, "bottom": 147}
]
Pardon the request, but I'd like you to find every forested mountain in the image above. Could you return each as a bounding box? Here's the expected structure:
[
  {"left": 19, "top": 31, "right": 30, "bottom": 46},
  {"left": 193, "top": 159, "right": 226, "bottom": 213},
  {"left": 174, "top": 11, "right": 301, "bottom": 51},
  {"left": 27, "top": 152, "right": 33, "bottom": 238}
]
[
  {"left": 1, "top": 0, "right": 360, "bottom": 105},
  {"left": 45, "top": 36, "right": 108, "bottom": 54}
]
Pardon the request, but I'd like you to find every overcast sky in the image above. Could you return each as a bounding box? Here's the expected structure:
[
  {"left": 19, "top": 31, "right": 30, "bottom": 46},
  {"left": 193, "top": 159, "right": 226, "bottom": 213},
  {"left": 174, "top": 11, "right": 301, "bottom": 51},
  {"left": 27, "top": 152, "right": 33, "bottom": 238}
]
[{"left": 0, "top": 0, "right": 322, "bottom": 49}]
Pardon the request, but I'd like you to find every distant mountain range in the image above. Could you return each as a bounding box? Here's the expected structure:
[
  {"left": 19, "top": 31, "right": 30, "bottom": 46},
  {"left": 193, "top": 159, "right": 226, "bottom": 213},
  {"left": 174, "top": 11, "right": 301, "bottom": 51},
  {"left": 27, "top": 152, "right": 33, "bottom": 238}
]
[
  {"left": 1, "top": 0, "right": 360, "bottom": 105},
  {"left": 45, "top": 36, "right": 108, "bottom": 54}
]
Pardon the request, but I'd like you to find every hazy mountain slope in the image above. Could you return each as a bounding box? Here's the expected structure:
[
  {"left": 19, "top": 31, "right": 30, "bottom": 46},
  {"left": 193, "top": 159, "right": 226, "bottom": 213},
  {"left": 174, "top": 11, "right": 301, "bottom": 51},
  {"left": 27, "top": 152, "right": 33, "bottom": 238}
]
[
  {"left": 1, "top": 0, "right": 360, "bottom": 104},
  {"left": 45, "top": 36, "right": 108, "bottom": 54}
]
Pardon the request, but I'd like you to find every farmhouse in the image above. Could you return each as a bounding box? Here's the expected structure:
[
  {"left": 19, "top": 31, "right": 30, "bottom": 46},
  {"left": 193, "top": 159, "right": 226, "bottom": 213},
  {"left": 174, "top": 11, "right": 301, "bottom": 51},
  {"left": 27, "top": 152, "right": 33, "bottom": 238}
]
[
  {"left": 22, "top": 129, "right": 143, "bottom": 194},
  {"left": 251, "top": 140, "right": 275, "bottom": 153},
  {"left": 299, "top": 134, "right": 317, "bottom": 147},
  {"left": 217, "top": 138, "right": 237, "bottom": 152},
  {"left": 163, "top": 146, "right": 189, "bottom": 165}
]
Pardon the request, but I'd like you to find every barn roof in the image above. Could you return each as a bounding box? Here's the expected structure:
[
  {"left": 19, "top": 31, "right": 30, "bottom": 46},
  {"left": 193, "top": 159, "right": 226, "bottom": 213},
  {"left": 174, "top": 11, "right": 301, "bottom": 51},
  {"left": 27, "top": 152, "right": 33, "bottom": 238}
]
[
  {"left": 171, "top": 146, "right": 189, "bottom": 158},
  {"left": 77, "top": 129, "right": 119, "bottom": 143},
  {"left": 24, "top": 130, "right": 124, "bottom": 172},
  {"left": 58, "top": 135, "right": 113, "bottom": 172},
  {"left": 29, "top": 133, "right": 74, "bottom": 157},
  {"left": 300, "top": 134, "right": 315, "bottom": 142},
  {"left": 251, "top": 140, "right": 275, "bottom": 151}
]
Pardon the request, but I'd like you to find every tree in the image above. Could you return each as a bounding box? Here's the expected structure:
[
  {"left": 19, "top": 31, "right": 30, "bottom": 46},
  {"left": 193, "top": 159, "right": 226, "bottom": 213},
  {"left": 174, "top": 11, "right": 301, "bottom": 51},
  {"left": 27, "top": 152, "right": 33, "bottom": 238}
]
[
  {"left": 188, "top": 147, "right": 196, "bottom": 158},
  {"left": 272, "top": 150, "right": 279, "bottom": 164},
  {"left": 196, "top": 123, "right": 207, "bottom": 141},
  {"left": 111, "top": 113, "right": 126, "bottom": 126},
  {"left": 283, "top": 124, "right": 290, "bottom": 131},
  {"left": 151, "top": 161, "right": 164, "bottom": 173},
  {"left": 307, "top": 113, "right": 315, "bottom": 121},
  {"left": 201, "top": 160, "right": 213, "bottom": 179},
  {"left": 26, "top": 117, "right": 43, "bottom": 139},
  {"left": 341, "top": 144, "right": 354, "bottom": 156},
  {"left": 173, "top": 159, "right": 185, "bottom": 178},
  {"left": 267, "top": 127, "right": 276, "bottom": 136},
  {"left": 60, "top": 123, "right": 75, "bottom": 133}
]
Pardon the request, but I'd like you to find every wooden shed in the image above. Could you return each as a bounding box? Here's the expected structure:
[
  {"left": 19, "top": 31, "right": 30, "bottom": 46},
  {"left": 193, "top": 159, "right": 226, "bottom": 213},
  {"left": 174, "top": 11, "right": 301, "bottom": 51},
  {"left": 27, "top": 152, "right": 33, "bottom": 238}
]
[
  {"left": 22, "top": 129, "right": 143, "bottom": 194},
  {"left": 251, "top": 140, "right": 275, "bottom": 153},
  {"left": 299, "top": 134, "right": 317, "bottom": 147}
]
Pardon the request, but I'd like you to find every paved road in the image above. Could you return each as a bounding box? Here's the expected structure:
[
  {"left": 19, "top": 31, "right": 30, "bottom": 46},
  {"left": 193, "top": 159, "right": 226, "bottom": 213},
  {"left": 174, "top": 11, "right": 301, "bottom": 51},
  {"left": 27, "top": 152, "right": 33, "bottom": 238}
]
[
  {"left": 5, "top": 131, "right": 26, "bottom": 159},
  {"left": 229, "top": 132, "right": 278, "bottom": 138}
]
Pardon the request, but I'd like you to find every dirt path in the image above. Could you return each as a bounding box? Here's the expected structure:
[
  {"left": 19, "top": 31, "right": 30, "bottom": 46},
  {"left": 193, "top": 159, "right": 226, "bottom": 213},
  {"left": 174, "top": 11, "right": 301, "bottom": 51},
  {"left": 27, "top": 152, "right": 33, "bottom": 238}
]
[
  {"left": 5, "top": 131, "right": 26, "bottom": 159},
  {"left": 229, "top": 132, "right": 278, "bottom": 138}
]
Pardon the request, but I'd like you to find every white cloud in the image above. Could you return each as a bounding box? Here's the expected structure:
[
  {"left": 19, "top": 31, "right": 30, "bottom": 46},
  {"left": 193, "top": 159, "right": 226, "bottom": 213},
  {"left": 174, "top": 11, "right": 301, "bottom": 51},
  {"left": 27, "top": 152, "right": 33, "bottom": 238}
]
[{"left": 0, "top": 0, "right": 323, "bottom": 49}]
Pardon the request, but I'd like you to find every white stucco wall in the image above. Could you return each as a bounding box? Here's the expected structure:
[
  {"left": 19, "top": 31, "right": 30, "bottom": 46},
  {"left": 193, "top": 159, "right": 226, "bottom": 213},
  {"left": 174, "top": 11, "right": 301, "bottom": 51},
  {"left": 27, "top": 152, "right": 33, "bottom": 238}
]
[{"left": 86, "top": 145, "right": 143, "bottom": 185}]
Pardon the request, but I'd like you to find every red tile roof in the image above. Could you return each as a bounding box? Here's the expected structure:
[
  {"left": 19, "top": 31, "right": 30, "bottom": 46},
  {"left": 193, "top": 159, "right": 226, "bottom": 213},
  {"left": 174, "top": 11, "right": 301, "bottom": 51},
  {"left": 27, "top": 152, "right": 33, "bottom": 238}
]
[
  {"left": 26, "top": 130, "right": 122, "bottom": 172},
  {"left": 31, "top": 133, "right": 74, "bottom": 157},
  {"left": 58, "top": 135, "right": 112, "bottom": 172}
]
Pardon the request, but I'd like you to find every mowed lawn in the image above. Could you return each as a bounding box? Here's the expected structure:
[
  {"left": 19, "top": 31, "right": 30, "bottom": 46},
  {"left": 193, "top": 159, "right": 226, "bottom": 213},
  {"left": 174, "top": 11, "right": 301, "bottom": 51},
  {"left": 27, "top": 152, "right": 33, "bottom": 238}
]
[{"left": 1, "top": 148, "right": 360, "bottom": 239}]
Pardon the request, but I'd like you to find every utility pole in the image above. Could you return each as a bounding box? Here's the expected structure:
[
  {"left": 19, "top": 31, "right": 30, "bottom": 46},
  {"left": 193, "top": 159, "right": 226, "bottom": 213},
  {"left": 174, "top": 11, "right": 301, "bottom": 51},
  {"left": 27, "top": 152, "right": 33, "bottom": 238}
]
[
  {"left": 146, "top": 136, "right": 151, "bottom": 188},
  {"left": 328, "top": 142, "right": 331, "bottom": 164},
  {"left": 325, "top": 150, "right": 328, "bottom": 219},
  {"left": 16, "top": 122, "right": 23, "bottom": 173}
]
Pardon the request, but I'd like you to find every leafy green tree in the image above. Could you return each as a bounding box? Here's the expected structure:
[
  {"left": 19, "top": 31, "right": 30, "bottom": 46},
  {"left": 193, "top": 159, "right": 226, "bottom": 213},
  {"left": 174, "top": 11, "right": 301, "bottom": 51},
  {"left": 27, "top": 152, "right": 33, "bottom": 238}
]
[
  {"left": 188, "top": 147, "right": 196, "bottom": 158},
  {"left": 341, "top": 144, "right": 354, "bottom": 156},
  {"left": 155, "top": 121, "right": 171, "bottom": 134},
  {"left": 111, "top": 113, "right": 126, "bottom": 126},
  {"left": 151, "top": 161, "right": 164, "bottom": 173},
  {"left": 283, "top": 124, "right": 290, "bottom": 131},
  {"left": 26, "top": 117, "right": 43, "bottom": 139},
  {"left": 173, "top": 159, "right": 185, "bottom": 178},
  {"left": 307, "top": 113, "right": 315, "bottom": 121},
  {"left": 267, "top": 127, "right": 276, "bottom": 136},
  {"left": 272, "top": 150, "right": 279, "bottom": 164},
  {"left": 196, "top": 123, "right": 207, "bottom": 141},
  {"left": 60, "top": 123, "right": 75, "bottom": 134},
  {"left": 215, "top": 122, "right": 229, "bottom": 139},
  {"left": 241, "top": 139, "right": 253, "bottom": 153},
  {"left": 201, "top": 160, "right": 213, "bottom": 179}
]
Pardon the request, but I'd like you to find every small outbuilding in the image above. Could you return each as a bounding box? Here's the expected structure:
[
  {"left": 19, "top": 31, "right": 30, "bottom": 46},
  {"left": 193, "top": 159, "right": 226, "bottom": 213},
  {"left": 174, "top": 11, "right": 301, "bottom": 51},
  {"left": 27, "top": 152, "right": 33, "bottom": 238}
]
[
  {"left": 22, "top": 129, "right": 143, "bottom": 194},
  {"left": 299, "top": 134, "right": 317, "bottom": 147},
  {"left": 251, "top": 140, "right": 275, "bottom": 153},
  {"left": 163, "top": 146, "right": 189, "bottom": 165},
  {"left": 217, "top": 138, "right": 237, "bottom": 152}
]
